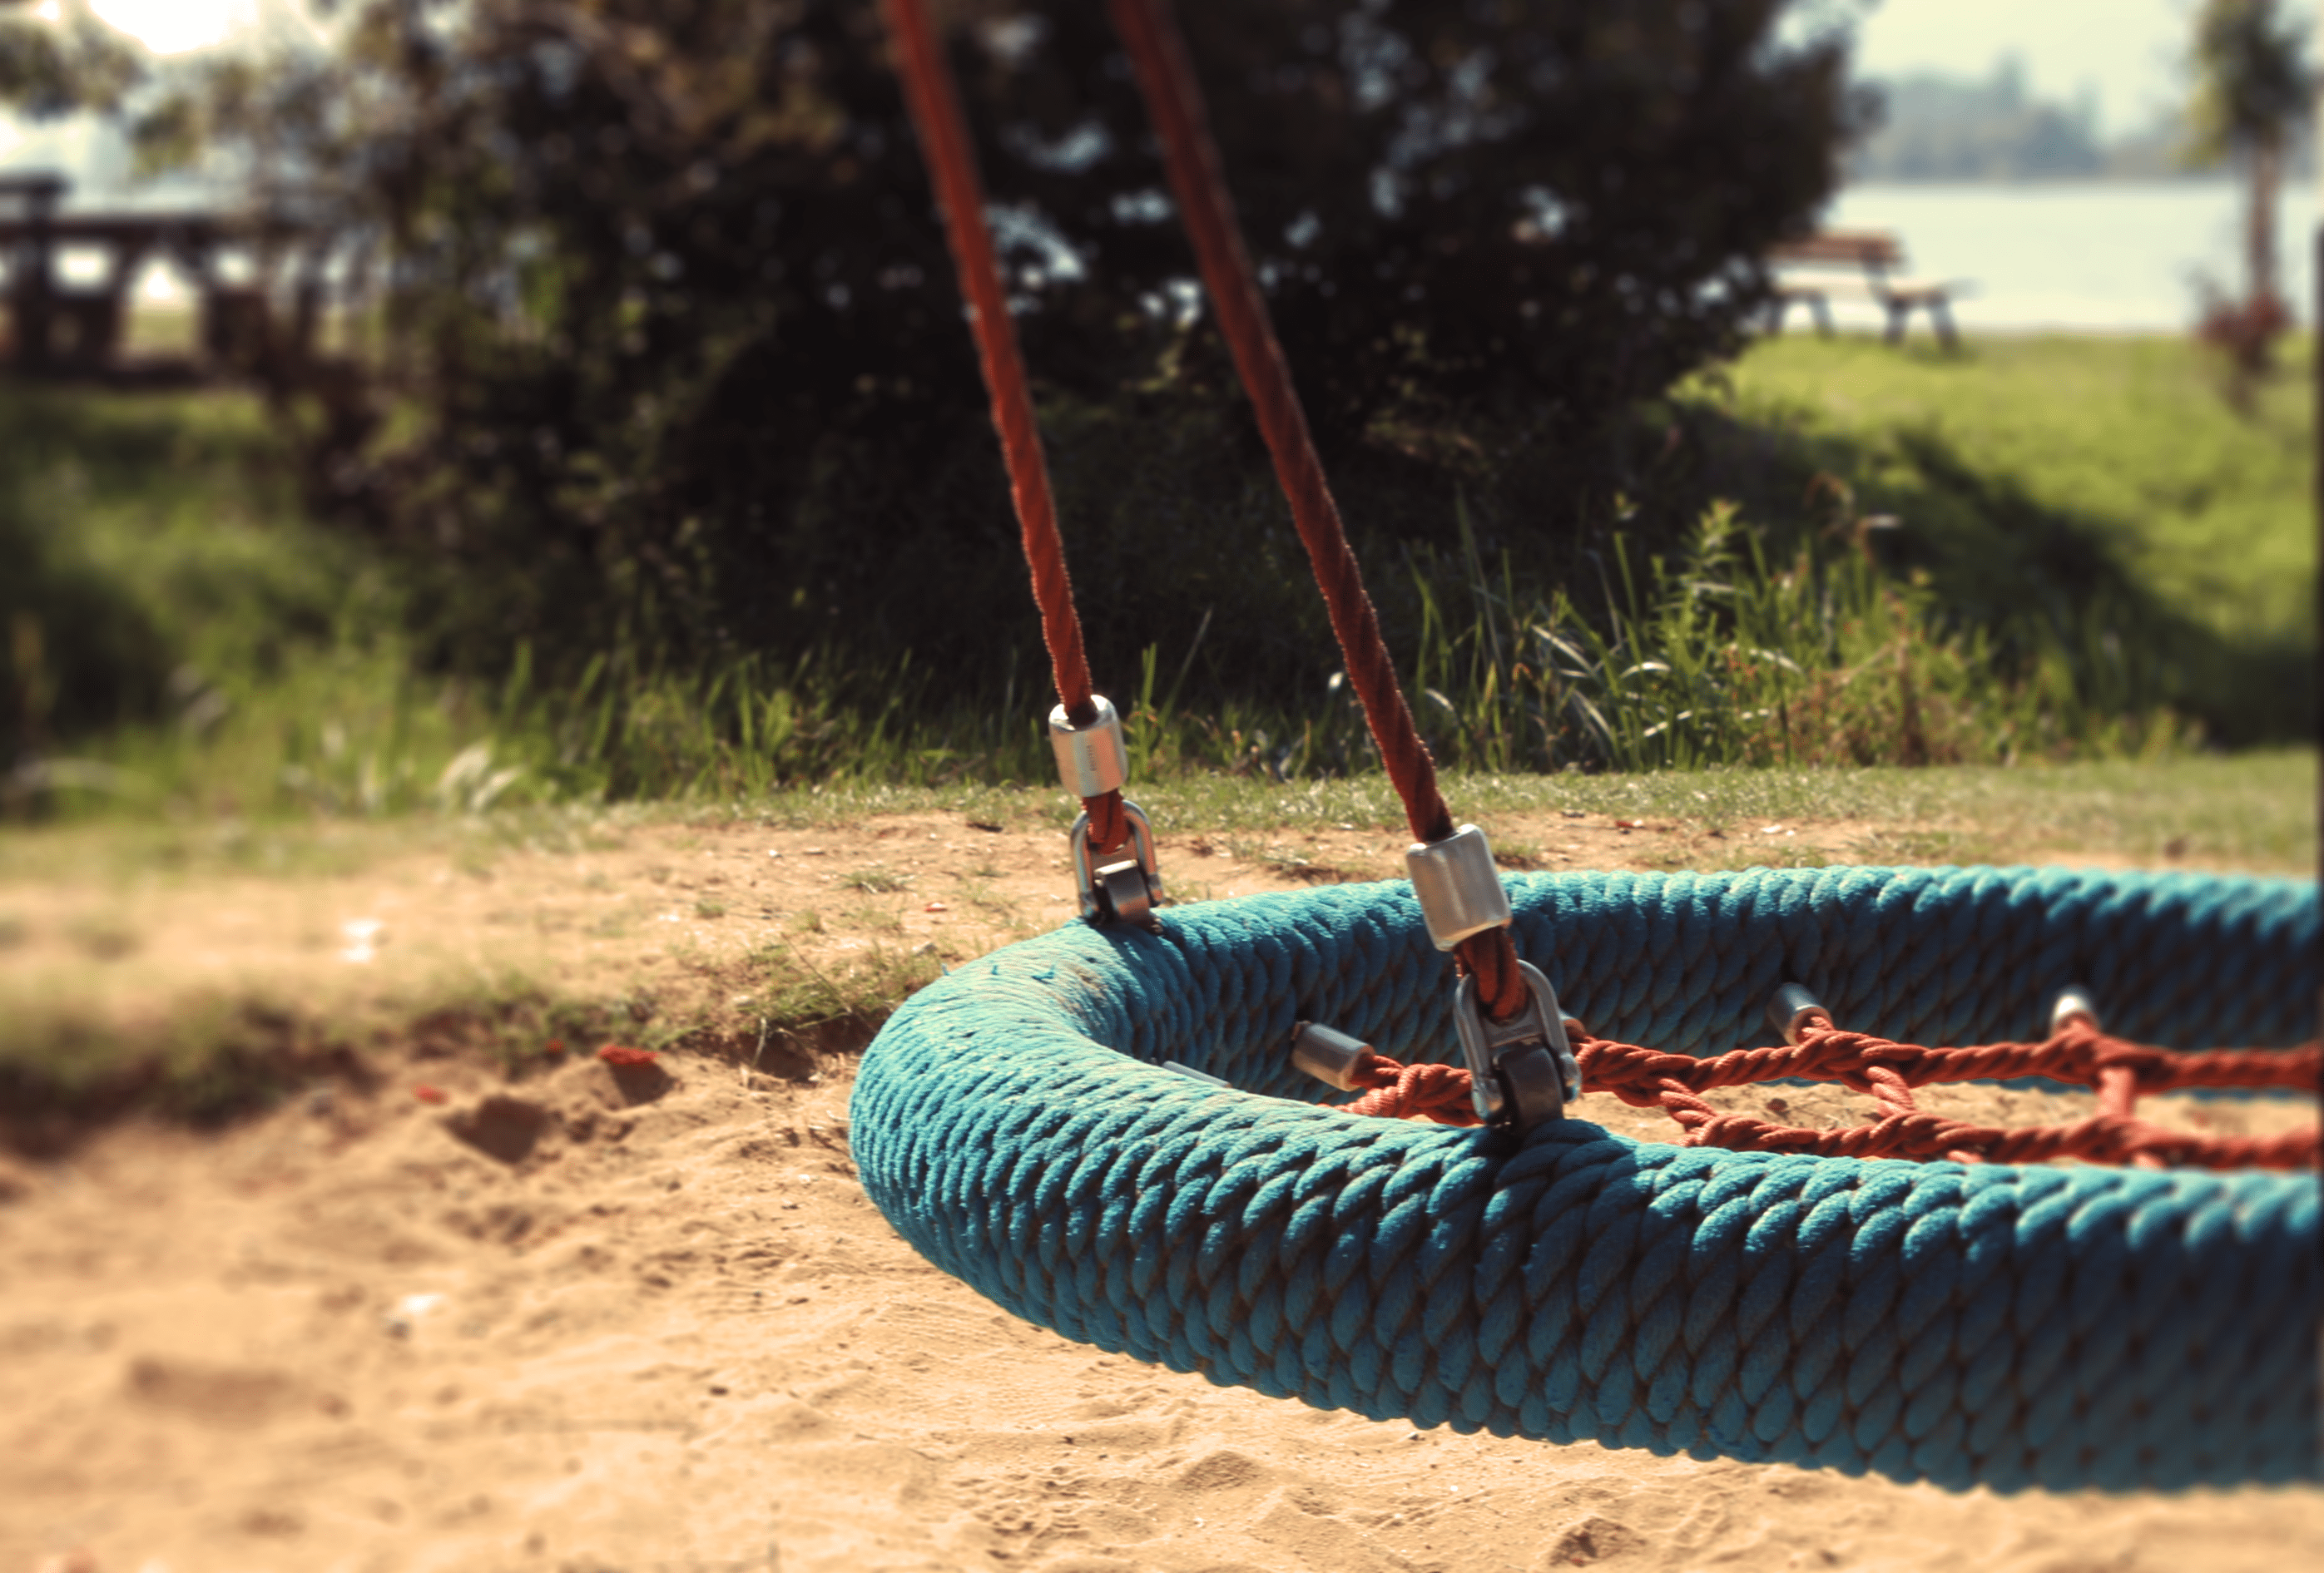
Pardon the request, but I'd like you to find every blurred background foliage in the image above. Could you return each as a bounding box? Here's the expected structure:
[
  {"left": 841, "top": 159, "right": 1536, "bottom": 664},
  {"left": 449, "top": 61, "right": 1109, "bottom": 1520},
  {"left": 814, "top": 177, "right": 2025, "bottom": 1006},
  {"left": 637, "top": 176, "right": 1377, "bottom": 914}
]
[
  {"left": 123, "top": 1, "right": 1867, "bottom": 694},
  {"left": 0, "top": 0, "right": 2311, "bottom": 814},
  {"left": 0, "top": 2, "right": 142, "bottom": 117}
]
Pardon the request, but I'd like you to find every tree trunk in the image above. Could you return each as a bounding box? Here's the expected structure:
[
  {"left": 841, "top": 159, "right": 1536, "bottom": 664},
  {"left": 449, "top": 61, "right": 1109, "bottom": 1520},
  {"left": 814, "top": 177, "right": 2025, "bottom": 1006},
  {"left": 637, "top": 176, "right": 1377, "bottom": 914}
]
[{"left": 2249, "top": 131, "right": 2282, "bottom": 309}]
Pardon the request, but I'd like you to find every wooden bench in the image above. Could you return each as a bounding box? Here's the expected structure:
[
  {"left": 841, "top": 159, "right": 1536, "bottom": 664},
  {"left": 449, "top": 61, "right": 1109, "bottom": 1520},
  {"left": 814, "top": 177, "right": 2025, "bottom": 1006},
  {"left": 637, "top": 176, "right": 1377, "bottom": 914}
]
[{"left": 1765, "top": 230, "right": 1965, "bottom": 349}]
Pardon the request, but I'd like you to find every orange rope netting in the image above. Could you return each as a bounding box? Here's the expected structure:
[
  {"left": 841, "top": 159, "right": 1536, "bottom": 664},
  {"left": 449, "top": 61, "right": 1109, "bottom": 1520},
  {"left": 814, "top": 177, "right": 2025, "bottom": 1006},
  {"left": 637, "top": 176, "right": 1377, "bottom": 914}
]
[{"left": 1339, "top": 1016, "right": 2322, "bottom": 1170}]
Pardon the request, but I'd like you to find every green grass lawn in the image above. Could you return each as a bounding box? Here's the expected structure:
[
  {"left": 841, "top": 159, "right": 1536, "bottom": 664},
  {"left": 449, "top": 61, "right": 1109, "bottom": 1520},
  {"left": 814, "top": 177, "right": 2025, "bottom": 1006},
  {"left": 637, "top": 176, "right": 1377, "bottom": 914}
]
[{"left": 1701, "top": 334, "right": 2314, "bottom": 734}]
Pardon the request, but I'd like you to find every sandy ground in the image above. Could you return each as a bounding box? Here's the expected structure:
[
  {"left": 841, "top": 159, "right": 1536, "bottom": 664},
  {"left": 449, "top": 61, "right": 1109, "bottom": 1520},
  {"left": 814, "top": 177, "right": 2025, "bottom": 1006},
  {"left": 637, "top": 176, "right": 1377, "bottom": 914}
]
[
  {"left": 2, "top": 810, "right": 2319, "bottom": 1571},
  {"left": 0, "top": 809, "right": 1902, "bottom": 1066},
  {"left": 6, "top": 1053, "right": 2322, "bottom": 1573}
]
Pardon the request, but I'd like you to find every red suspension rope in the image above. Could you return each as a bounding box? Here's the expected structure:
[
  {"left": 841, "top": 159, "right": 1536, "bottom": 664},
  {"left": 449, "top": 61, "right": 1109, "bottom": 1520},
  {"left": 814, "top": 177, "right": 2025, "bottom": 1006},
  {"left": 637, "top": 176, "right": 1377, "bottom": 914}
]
[
  {"left": 884, "top": 0, "right": 1129, "bottom": 855},
  {"left": 1107, "top": 0, "right": 1527, "bottom": 1019}
]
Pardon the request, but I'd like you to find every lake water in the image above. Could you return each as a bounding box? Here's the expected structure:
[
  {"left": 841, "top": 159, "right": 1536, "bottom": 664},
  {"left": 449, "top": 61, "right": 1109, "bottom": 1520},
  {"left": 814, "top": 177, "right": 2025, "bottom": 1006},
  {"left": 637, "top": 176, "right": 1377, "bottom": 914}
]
[{"left": 1817, "top": 181, "right": 2322, "bottom": 334}]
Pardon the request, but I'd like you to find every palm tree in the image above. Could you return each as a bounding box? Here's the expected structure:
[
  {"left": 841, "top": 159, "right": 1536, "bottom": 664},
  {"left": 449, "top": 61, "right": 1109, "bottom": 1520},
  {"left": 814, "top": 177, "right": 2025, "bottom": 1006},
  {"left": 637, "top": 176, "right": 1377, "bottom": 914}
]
[{"left": 2187, "top": 0, "right": 2312, "bottom": 329}]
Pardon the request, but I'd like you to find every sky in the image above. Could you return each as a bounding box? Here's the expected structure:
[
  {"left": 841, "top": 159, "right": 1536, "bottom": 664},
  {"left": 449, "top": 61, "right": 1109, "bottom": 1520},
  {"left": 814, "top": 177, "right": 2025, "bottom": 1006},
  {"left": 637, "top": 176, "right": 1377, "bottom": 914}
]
[
  {"left": 74, "top": 0, "right": 254, "bottom": 57},
  {"left": 1851, "top": 0, "right": 2206, "bottom": 139}
]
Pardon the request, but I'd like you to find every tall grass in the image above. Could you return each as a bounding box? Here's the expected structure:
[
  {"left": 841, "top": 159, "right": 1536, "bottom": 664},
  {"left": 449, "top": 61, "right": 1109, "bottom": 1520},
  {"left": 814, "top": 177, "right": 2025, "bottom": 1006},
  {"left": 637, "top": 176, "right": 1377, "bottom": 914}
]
[
  {"left": 1395, "top": 501, "right": 2182, "bottom": 775},
  {"left": 25, "top": 496, "right": 2187, "bottom": 821},
  {"left": 5, "top": 338, "right": 2266, "bottom": 823}
]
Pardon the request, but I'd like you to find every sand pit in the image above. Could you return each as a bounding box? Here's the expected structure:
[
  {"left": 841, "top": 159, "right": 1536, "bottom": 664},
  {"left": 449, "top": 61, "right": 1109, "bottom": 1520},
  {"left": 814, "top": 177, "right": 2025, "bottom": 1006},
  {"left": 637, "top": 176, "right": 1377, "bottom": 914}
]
[
  {"left": 2, "top": 809, "right": 2317, "bottom": 1570},
  {"left": 6, "top": 1044, "right": 2320, "bottom": 1573}
]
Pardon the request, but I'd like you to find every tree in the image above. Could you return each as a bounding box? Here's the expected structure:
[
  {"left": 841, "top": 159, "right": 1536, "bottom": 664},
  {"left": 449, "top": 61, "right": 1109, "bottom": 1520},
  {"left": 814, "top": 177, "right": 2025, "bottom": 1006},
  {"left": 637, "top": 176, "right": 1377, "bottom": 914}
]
[
  {"left": 2186, "top": 0, "right": 2312, "bottom": 364},
  {"left": 145, "top": 0, "right": 1866, "bottom": 705},
  {"left": 0, "top": 2, "right": 143, "bottom": 116}
]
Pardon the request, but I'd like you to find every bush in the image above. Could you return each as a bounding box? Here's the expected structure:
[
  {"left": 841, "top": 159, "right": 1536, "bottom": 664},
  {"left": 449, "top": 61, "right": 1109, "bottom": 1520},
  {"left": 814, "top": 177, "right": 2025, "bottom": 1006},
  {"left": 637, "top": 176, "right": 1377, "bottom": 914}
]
[{"left": 157, "top": 0, "right": 1864, "bottom": 708}]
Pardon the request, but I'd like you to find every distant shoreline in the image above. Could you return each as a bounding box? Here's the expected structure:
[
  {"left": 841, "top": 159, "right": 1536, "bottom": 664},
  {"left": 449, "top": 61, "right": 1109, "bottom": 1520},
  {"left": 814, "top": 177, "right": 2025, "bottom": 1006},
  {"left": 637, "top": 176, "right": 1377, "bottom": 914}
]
[{"left": 1841, "top": 174, "right": 2283, "bottom": 190}]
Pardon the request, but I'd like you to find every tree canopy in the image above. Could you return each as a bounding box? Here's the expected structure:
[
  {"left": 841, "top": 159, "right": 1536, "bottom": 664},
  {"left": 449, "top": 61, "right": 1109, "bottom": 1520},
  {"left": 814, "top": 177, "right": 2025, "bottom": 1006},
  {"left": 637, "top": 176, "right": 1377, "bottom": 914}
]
[
  {"left": 136, "top": 0, "right": 1867, "bottom": 696},
  {"left": 2186, "top": 0, "right": 2312, "bottom": 166},
  {"left": 0, "top": 1, "right": 143, "bottom": 117}
]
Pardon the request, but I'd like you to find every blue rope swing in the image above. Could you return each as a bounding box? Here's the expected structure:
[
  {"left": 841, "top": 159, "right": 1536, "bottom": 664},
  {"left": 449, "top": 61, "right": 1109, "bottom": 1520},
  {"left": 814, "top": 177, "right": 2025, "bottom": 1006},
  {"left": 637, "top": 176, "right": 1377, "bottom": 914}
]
[{"left": 851, "top": 864, "right": 2320, "bottom": 1492}]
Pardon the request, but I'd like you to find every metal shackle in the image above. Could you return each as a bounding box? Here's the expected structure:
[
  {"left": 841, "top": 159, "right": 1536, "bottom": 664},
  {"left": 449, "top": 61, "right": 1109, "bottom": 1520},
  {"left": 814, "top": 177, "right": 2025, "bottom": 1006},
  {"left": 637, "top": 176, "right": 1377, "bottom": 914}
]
[
  {"left": 1069, "top": 800, "right": 1163, "bottom": 930},
  {"left": 1048, "top": 695, "right": 1130, "bottom": 799},
  {"left": 1452, "top": 960, "right": 1578, "bottom": 1131},
  {"left": 1405, "top": 824, "right": 1513, "bottom": 951},
  {"left": 1766, "top": 982, "right": 1833, "bottom": 1046},
  {"left": 1290, "top": 1021, "right": 1374, "bottom": 1092}
]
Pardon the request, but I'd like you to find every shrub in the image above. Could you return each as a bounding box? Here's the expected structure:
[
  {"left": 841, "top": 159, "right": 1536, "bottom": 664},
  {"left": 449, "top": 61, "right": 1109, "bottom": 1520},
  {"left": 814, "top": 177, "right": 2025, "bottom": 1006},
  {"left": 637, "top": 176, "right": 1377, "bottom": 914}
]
[{"left": 153, "top": 0, "right": 1864, "bottom": 708}]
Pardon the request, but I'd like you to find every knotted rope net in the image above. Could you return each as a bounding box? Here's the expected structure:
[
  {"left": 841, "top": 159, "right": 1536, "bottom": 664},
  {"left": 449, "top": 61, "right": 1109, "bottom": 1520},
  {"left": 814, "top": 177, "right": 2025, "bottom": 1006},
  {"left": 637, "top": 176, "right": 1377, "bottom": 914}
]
[{"left": 1342, "top": 1015, "right": 2322, "bottom": 1170}]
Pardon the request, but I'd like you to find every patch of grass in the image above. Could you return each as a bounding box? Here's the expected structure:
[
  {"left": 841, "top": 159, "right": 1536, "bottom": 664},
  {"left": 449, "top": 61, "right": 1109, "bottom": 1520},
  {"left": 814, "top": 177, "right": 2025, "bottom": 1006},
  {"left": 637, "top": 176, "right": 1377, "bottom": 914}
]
[
  {"left": 9, "top": 751, "right": 2302, "bottom": 898},
  {"left": 11, "top": 493, "right": 2205, "bottom": 817},
  {"left": 1217, "top": 835, "right": 1366, "bottom": 883},
  {"left": 1718, "top": 336, "right": 2312, "bottom": 641},
  {"left": 733, "top": 938, "right": 945, "bottom": 1068},
  {"left": 837, "top": 864, "right": 913, "bottom": 893},
  {"left": 949, "top": 877, "right": 1018, "bottom": 917},
  {"left": 0, "top": 927, "right": 955, "bottom": 1149},
  {"left": 691, "top": 896, "right": 729, "bottom": 919},
  {"left": 1692, "top": 334, "right": 2314, "bottom": 743}
]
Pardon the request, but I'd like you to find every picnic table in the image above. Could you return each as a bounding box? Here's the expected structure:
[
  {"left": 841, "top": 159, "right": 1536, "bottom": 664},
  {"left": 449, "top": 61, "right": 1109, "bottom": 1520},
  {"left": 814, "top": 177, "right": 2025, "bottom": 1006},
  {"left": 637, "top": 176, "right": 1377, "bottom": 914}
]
[
  {"left": 0, "top": 171, "right": 315, "bottom": 378},
  {"left": 1765, "top": 229, "right": 1968, "bottom": 349}
]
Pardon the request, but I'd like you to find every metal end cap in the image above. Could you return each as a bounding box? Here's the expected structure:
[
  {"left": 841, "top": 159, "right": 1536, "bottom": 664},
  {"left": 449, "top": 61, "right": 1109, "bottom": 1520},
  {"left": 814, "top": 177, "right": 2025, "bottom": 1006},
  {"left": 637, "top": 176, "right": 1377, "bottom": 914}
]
[
  {"left": 1766, "top": 982, "right": 1831, "bottom": 1046},
  {"left": 1048, "top": 695, "right": 1128, "bottom": 799},
  {"left": 2049, "top": 986, "right": 2101, "bottom": 1036},
  {"left": 1404, "top": 824, "right": 1513, "bottom": 951},
  {"left": 1290, "top": 1021, "right": 1374, "bottom": 1092}
]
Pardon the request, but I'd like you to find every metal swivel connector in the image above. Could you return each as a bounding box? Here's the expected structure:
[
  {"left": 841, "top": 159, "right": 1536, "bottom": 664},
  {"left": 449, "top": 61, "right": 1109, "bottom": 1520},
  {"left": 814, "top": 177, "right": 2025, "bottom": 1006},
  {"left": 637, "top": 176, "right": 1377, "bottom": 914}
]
[
  {"left": 1453, "top": 962, "right": 1578, "bottom": 1134},
  {"left": 1767, "top": 983, "right": 1833, "bottom": 1046},
  {"left": 1405, "top": 824, "right": 1512, "bottom": 950},
  {"left": 1406, "top": 824, "right": 1568, "bottom": 1134},
  {"left": 1049, "top": 695, "right": 1163, "bottom": 930},
  {"left": 1290, "top": 1021, "right": 1375, "bottom": 1091},
  {"left": 2049, "top": 985, "right": 2102, "bottom": 1035},
  {"left": 1069, "top": 802, "right": 1164, "bottom": 931}
]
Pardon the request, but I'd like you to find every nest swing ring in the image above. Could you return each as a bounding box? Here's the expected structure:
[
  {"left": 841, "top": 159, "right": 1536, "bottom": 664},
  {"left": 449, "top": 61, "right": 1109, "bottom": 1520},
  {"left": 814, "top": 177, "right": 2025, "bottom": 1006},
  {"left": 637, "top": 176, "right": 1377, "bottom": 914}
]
[{"left": 851, "top": 864, "right": 2319, "bottom": 1493}]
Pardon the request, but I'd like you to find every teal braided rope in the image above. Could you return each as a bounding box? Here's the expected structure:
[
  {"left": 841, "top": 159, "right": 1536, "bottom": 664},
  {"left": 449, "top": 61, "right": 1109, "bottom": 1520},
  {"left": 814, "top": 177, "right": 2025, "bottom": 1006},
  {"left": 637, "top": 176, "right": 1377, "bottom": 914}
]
[{"left": 850, "top": 867, "right": 2320, "bottom": 1491}]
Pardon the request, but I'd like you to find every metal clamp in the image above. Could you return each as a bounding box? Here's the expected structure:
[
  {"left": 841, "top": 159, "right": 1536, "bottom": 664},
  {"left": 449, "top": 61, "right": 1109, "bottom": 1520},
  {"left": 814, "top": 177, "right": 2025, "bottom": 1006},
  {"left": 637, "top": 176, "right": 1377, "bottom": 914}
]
[
  {"left": 1070, "top": 799, "right": 1163, "bottom": 930},
  {"left": 1453, "top": 961, "right": 1578, "bottom": 1133},
  {"left": 1290, "top": 1021, "right": 1374, "bottom": 1091},
  {"left": 2049, "top": 985, "right": 2101, "bottom": 1035},
  {"left": 1766, "top": 982, "right": 1832, "bottom": 1046},
  {"left": 1405, "top": 824, "right": 1512, "bottom": 951},
  {"left": 1049, "top": 695, "right": 1130, "bottom": 799}
]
